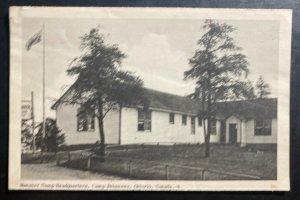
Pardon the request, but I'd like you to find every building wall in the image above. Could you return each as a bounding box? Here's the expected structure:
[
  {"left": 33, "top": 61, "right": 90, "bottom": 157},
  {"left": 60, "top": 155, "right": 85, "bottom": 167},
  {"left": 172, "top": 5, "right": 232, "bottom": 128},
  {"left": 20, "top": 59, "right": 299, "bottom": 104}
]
[
  {"left": 120, "top": 108, "right": 206, "bottom": 145},
  {"left": 55, "top": 104, "right": 277, "bottom": 146},
  {"left": 56, "top": 104, "right": 119, "bottom": 145}
]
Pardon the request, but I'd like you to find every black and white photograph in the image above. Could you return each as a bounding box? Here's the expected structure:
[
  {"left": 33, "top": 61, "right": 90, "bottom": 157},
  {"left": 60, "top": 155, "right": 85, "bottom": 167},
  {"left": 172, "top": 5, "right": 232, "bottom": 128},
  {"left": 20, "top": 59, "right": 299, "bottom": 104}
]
[{"left": 9, "top": 7, "right": 291, "bottom": 191}]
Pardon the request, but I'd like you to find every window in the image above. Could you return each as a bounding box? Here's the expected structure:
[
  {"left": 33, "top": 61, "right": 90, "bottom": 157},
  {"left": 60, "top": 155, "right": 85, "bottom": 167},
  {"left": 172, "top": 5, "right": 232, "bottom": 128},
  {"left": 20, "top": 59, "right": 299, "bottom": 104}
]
[
  {"left": 210, "top": 119, "right": 217, "bottom": 135},
  {"left": 137, "top": 109, "right": 152, "bottom": 131},
  {"left": 169, "top": 113, "right": 175, "bottom": 124},
  {"left": 182, "top": 115, "right": 187, "bottom": 125},
  {"left": 255, "top": 119, "right": 272, "bottom": 135},
  {"left": 198, "top": 117, "right": 203, "bottom": 126},
  {"left": 191, "top": 117, "right": 196, "bottom": 134},
  {"left": 77, "top": 110, "right": 95, "bottom": 132}
]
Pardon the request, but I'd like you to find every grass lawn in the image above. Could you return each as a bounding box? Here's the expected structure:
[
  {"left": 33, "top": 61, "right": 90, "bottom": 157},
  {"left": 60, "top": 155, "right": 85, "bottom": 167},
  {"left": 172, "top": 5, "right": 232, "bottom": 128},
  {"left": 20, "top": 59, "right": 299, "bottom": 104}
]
[{"left": 107, "top": 144, "right": 276, "bottom": 180}]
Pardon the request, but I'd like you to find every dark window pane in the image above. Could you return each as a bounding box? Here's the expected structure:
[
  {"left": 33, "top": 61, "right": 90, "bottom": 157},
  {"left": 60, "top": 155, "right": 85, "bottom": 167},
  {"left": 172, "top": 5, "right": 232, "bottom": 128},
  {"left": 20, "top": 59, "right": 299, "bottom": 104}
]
[
  {"left": 182, "top": 115, "right": 187, "bottom": 125},
  {"left": 169, "top": 113, "right": 175, "bottom": 124},
  {"left": 138, "top": 123, "right": 144, "bottom": 131},
  {"left": 210, "top": 119, "right": 217, "bottom": 135},
  {"left": 198, "top": 117, "right": 202, "bottom": 126}
]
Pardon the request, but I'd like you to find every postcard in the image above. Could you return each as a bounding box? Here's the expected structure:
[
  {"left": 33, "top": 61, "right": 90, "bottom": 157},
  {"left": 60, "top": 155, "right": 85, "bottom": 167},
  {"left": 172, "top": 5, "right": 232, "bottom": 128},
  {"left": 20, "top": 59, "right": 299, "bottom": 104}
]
[{"left": 9, "top": 7, "right": 291, "bottom": 191}]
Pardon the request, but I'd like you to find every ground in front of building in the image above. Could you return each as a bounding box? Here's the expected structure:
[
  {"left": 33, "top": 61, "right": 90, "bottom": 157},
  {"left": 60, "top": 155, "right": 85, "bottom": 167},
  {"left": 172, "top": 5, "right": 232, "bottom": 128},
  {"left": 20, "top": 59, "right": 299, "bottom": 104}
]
[
  {"left": 107, "top": 144, "right": 277, "bottom": 180},
  {"left": 21, "top": 163, "right": 124, "bottom": 180}
]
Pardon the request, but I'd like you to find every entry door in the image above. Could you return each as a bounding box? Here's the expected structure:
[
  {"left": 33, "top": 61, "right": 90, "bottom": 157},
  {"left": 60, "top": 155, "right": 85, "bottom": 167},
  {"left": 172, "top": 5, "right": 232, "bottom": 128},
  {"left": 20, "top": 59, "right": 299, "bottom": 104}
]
[{"left": 229, "top": 124, "right": 237, "bottom": 144}]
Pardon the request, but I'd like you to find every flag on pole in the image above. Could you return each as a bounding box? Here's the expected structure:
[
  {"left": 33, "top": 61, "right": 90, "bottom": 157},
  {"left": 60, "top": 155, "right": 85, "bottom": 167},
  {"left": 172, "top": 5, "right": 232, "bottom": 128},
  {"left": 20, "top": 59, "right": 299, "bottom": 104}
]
[
  {"left": 25, "top": 25, "right": 47, "bottom": 151},
  {"left": 25, "top": 30, "right": 42, "bottom": 51}
]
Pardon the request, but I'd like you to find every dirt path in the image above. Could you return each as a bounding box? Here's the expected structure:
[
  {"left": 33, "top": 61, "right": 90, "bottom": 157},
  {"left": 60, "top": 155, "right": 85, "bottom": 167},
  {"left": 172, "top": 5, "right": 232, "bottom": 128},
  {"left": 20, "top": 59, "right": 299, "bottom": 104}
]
[{"left": 21, "top": 163, "right": 124, "bottom": 180}]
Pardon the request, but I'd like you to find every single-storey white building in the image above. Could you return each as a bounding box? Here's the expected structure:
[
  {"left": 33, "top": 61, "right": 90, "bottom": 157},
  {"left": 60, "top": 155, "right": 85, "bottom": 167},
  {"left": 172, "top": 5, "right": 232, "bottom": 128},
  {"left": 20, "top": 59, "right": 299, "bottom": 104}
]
[{"left": 51, "top": 87, "right": 277, "bottom": 147}]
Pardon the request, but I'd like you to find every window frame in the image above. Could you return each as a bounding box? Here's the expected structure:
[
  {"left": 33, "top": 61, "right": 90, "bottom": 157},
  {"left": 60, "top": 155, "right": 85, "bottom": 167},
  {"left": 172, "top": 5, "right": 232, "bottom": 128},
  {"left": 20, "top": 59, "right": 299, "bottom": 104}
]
[
  {"left": 137, "top": 108, "right": 152, "bottom": 132},
  {"left": 210, "top": 119, "right": 217, "bottom": 135},
  {"left": 254, "top": 119, "right": 272, "bottom": 136},
  {"left": 77, "top": 109, "right": 95, "bottom": 132}
]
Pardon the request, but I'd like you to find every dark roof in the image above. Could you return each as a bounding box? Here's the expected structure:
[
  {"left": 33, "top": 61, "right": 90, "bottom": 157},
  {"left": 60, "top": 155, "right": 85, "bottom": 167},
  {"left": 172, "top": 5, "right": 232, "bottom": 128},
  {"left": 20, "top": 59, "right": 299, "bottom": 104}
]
[
  {"left": 51, "top": 83, "right": 277, "bottom": 119},
  {"left": 51, "top": 85, "right": 202, "bottom": 115},
  {"left": 143, "top": 88, "right": 202, "bottom": 115},
  {"left": 215, "top": 98, "right": 277, "bottom": 119}
]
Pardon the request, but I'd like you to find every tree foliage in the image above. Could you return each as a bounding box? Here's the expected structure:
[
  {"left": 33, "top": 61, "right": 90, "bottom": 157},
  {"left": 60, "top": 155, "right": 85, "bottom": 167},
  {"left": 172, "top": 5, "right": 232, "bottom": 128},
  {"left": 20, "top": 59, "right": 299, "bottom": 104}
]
[
  {"left": 21, "top": 120, "right": 33, "bottom": 151},
  {"left": 184, "top": 20, "right": 249, "bottom": 157},
  {"left": 67, "top": 26, "right": 146, "bottom": 155},
  {"left": 255, "top": 76, "right": 271, "bottom": 98},
  {"left": 36, "top": 118, "right": 65, "bottom": 153}
]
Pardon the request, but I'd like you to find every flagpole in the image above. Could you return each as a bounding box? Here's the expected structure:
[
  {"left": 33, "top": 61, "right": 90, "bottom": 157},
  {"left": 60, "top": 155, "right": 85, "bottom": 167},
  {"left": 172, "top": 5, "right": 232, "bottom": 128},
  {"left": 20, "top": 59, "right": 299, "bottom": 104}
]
[
  {"left": 42, "top": 24, "right": 46, "bottom": 151},
  {"left": 31, "top": 91, "right": 36, "bottom": 153}
]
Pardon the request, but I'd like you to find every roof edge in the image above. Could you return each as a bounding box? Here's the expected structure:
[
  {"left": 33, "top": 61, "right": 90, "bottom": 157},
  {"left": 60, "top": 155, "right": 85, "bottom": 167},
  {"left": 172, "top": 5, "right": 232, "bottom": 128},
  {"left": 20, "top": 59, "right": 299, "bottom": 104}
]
[{"left": 51, "top": 84, "right": 75, "bottom": 110}]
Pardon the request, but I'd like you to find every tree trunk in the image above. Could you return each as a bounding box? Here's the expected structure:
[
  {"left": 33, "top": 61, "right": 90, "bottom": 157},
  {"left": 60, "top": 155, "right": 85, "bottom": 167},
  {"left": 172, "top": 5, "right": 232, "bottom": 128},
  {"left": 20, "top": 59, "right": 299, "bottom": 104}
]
[
  {"left": 118, "top": 105, "right": 122, "bottom": 145},
  {"left": 97, "top": 103, "right": 105, "bottom": 156},
  {"left": 97, "top": 117, "right": 105, "bottom": 156},
  {"left": 201, "top": 89, "right": 208, "bottom": 158},
  {"left": 205, "top": 135, "right": 210, "bottom": 157},
  {"left": 205, "top": 89, "right": 212, "bottom": 158},
  {"left": 204, "top": 118, "right": 211, "bottom": 158}
]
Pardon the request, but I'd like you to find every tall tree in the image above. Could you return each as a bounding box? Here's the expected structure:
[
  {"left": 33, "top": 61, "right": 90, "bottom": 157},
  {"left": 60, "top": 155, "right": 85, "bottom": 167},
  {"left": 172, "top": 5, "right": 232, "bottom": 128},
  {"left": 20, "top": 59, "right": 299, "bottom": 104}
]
[
  {"left": 67, "top": 26, "right": 145, "bottom": 156},
  {"left": 184, "top": 20, "right": 249, "bottom": 157},
  {"left": 255, "top": 76, "right": 271, "bottom": 98}
]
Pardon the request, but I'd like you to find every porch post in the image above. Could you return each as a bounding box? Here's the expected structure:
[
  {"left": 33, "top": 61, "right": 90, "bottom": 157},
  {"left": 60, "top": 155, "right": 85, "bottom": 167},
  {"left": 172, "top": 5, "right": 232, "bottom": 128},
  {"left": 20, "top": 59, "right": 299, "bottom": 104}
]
[
  {"left": 240, "top": 120, "right": 246, "bottom": 147},
  {"left": 225, "top": 121, "right": 230, "bottom": 144}
]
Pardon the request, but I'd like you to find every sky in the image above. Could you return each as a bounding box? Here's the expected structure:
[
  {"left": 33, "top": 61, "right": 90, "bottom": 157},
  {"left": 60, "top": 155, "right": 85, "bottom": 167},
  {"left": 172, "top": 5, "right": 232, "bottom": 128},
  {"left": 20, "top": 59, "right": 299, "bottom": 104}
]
[{"left": 22, "top": 18, "right": 279, "bottom": 122}]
